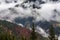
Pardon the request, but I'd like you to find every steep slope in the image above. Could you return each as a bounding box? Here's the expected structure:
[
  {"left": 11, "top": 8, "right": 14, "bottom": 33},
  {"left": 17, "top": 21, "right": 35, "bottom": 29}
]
[{"left": 0, "top": 20, "right": 48, "bottom": 40}]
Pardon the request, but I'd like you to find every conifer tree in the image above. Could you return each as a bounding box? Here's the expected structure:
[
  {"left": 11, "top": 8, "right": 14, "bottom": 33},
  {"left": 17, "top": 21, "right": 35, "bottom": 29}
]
[
  {"left": 48, "top": 24, "right": 55, "bottom": 40},
  {"left": 30, "top": 23, "right": 37, "bottom": 40}
]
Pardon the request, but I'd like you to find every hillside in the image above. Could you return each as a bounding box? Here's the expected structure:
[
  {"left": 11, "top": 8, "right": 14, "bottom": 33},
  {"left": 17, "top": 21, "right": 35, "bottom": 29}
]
[{"left": 0, "top": 20, "right": 48, "bottom": 40}]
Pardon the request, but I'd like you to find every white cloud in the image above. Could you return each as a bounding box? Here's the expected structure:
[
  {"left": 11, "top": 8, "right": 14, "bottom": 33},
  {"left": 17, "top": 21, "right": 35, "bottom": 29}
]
[{"left": 0, "top": 0, "right": 60, "bottom": 23}]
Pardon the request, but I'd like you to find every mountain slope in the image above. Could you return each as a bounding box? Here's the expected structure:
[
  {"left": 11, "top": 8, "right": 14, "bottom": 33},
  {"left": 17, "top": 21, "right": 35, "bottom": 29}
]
[{"left": 0, "top": 20, "right": 48, "bottom": 40}]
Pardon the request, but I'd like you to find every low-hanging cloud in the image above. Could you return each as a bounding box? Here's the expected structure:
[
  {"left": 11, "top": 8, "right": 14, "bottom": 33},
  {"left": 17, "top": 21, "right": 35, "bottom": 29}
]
[{"left": 0, "top": 1, "right": 60, "bottom": 24}]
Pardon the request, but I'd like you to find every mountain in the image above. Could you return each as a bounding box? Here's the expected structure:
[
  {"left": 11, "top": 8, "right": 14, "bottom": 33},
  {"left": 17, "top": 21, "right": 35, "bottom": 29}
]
[
  {"left": 0, "top": 20, "right": 48, "bottom": 40},
  {"left": 0, "top": 0, "right": 60, "bottom": 39}
]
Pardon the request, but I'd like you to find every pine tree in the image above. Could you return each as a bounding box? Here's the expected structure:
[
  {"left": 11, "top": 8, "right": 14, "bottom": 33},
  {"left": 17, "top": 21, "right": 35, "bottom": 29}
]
[
  {"left": 48, "top": 24, "right": 55, "bottom": 40},
  {"left": 30, "top": 23, "right": 37, "bottom": 40}
]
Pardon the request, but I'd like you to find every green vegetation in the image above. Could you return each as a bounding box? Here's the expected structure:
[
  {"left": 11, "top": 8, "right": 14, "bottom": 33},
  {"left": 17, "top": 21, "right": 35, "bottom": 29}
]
[
  {"left": 0, "top": 20, "right": 58, "bottom": 40},
  {"left": 0, "top": 25, "right": 16, "bottom": 40},
  {"left": 48, "top": 24, "right": 58, "bottom": 40},
  {"left": 30, "top": 23, "right": 37, "bottom": 40}
]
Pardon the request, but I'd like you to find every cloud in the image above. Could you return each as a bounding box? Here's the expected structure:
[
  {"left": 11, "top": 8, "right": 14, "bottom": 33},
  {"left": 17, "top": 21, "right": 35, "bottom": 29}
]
[
  {"left": 0, "top": 1, "right": 60, "bottom": 24},
  {"left": 34, "top": 2, "right": 60, "bottom": 22}
]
